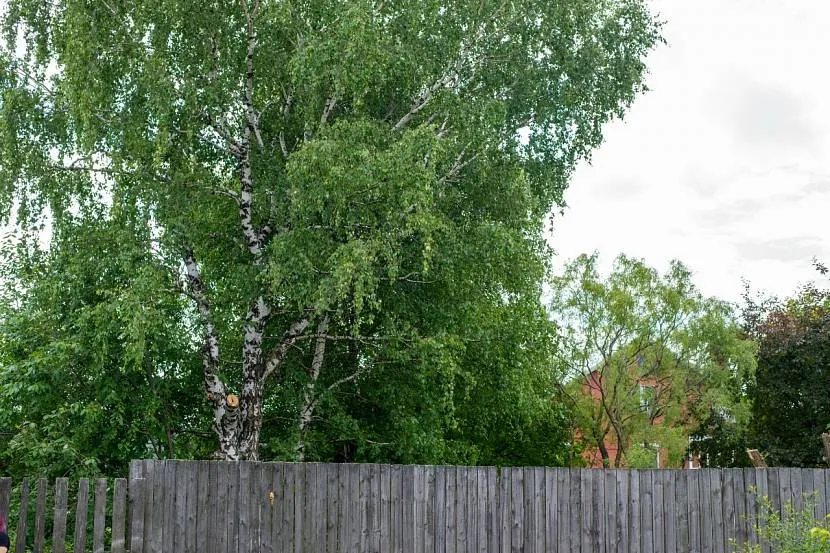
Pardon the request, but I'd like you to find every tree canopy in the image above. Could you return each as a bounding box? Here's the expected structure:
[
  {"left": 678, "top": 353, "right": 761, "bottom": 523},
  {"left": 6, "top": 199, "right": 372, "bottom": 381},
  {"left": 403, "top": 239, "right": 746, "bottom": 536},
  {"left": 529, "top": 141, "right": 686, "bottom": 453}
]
[
  {"left": 748, "top": 283, "right": 830, "bottom": 467},
  {"left": 551, "top": 253, "right": 756, "bottom": 468},
  {"left": 0, "top": 0, "right": 661, "bottom": 464}
]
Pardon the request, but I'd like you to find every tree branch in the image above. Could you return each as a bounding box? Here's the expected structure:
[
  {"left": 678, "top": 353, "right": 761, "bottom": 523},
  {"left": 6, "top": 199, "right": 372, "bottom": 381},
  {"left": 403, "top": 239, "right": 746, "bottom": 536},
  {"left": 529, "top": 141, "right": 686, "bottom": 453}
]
[{"left": 262, "top": 316, "right": 312, "bottom": 382}]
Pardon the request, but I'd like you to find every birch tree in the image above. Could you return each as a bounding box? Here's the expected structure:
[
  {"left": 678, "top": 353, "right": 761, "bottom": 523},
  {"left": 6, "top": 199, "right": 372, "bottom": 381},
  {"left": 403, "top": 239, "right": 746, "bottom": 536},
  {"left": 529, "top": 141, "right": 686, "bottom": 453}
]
[{"left": 0, "top": 0, "right": 661, "bottom": 460}]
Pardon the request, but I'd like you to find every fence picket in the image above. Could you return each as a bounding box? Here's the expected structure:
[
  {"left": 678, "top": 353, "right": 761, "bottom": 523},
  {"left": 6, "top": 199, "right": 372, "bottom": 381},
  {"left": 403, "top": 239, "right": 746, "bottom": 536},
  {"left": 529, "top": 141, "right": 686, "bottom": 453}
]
[
  {"left": 34, "top": 478, "right": 47, "bottom": 553},
  {"left": 112, "top": 478, "right": 128, "bottom": 553}
]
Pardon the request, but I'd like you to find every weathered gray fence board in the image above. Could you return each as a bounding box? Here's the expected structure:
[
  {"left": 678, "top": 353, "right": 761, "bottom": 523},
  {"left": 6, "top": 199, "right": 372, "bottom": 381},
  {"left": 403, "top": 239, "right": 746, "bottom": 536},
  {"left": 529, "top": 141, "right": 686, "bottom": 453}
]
[
  {"left": 92, "top": 478, "right": 107, "bottom": 553},
  {"left": 34, "top": 478, "right": 47, "bottom": 553},
  {"left": 674, "top": 470, "right": 689, "bottom": 553},
  {"left": 73, "top": 479, "right": 90, "bottom": 553},
  {"left": 14, "top": 478, "right": 28, "bottom": 553}
]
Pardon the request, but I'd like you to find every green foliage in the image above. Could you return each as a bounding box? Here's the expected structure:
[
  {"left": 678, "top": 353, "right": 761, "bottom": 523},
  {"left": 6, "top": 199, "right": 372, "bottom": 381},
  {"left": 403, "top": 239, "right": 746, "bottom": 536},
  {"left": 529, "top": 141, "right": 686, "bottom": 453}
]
[
  {"left": 734, "top": 494, "right": 830, "bottom": 553},
  {"left": 552, "top": 253, "right": 756, "bottom": 467},
  {"left": 0, "top": 0, "right": 662, "bottom": 465},
  {"left": 0, "top": 214, "right": 211, "bottom": 478},
  {"left": 747, "top": 284, "right": 830, "bottom": 467}
]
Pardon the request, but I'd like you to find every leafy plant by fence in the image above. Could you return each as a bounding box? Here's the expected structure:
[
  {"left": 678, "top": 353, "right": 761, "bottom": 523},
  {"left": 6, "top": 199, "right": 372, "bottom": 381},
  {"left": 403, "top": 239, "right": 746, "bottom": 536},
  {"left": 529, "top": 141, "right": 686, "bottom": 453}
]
[{"left": 1, "top": 463, "right": 829, "bottom": 552}]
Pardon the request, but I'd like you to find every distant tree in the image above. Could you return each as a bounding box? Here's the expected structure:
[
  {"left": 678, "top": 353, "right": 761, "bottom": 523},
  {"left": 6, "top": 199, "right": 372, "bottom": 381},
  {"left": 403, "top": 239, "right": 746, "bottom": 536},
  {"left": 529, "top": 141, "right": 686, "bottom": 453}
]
[
  {"left": 748, "top": 282, "right": 830, "bottom": 467},
  {"left": 551, "top": 253, "right": 756, "bottom": 468},
  {"left": 0, "top": 0, "right": 661, "bottom": 461}
]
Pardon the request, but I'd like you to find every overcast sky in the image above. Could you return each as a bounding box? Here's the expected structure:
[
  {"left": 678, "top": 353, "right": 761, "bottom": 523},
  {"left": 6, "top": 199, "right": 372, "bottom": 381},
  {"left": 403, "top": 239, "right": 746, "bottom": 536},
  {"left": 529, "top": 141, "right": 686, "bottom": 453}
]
[{"left": 551, "top": 0, "right": 830, "bottom": 302}]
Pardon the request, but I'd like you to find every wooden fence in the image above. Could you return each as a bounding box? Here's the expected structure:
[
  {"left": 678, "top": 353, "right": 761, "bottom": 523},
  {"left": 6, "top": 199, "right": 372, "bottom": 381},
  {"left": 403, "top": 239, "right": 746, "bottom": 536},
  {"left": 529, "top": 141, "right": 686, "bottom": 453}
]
[
  {"left": 2, "top": 463, "right": 828, "bottom": 552},
  {"left": 0, "top": 476, "right": 129, "bottom": 553},
  {"left": 128, "top": 461, "right": 830, "bottom": 553}
]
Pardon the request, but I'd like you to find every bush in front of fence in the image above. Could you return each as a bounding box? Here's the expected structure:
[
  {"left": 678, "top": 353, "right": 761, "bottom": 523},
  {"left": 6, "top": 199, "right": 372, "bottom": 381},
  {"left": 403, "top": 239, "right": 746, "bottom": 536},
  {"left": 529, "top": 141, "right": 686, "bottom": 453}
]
[{"left": 734, "top": 494, "right": 830, "bottom": 553}]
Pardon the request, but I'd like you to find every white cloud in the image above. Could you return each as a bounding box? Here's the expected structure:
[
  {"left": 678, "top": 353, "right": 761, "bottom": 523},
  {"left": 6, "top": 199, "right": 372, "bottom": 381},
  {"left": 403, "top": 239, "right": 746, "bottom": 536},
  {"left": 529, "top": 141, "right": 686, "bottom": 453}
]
[{"left": 551, "top": 0, "right": 830, "bottom": 302}]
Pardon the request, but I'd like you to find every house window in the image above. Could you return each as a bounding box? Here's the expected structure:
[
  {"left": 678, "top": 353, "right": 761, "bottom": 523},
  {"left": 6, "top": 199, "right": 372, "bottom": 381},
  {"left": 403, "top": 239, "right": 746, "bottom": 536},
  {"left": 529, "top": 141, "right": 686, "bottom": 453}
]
[{"left": 639, "top": 383, "right": 656, "bottom": 417}]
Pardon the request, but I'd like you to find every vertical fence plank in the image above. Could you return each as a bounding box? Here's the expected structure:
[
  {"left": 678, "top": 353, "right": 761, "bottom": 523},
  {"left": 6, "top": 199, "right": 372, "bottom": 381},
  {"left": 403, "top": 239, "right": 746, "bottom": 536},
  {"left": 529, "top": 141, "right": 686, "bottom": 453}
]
[
  {"left": 545, "top": 469, "right": 556, "bottom": 553},
  {"left": 454, "top": 467, "right": 465, "bottom": 553},
  {"left": 33, "top": 478, "right": 47, "bottom": 553},
  {"left": 743, "top": 469, "right": 758, "bottom": 550},
  {"left": 556, "top": 469, "right": 570, "bottom": 553},
  {"left": 92, "top": 478, "right": 107, "bottom": 553},
  {"left": 111, "top": 478, "right": 128, "bottom": 553},
  {"left": 284, "top": 463, "right": 298, "bottom": 553},
  {"left": 512, "top": 468, "right": 525, "bottom": 553},
  {"left": 128, "top": 476, "right": 145, "bottom": 553},
  {"left": 14, "top": 478, "right": 29, "bottom": 553},
  {"left": 269, "top": 463, "right": 284, "bottom": 553},
  {"left": 184, "top": 464, "right": 197, "bottom": 553},
  {"left": 356, "top": 464, "right": 367, "bottom": 553},
  {"left": 327, "top": 463, "right": 340, "bottom": 553},
  {"left": 379, "top": 465, "right": 391, "bottom": 553},
  {"left": 392, "top": 464, "right": 404, "bottom": 553},
  {"left": 700, "top": 470, "right": 714, "bottom": 553},
  {"left": 522, "top": 469, "right": 534, "bottom": 553},
  {"left": 335, "top": 464, "right": 348, "bottom": 553},
  {"left": 643, "top": 471, "right": 656, "bottom": 553},
  {"left": 174, "top": 461, "right": 192, "bottom": 553},
  {"left": 446, "top": 466, "right": 457, "bottom": 553},
  {"left": 316, "top": 464, "right": 327, "bottom": 553},
  {"left": 150, "top": 462, "right": 165, "bottom": 553},
  {"left": 778, "top": 468, "right": 792, "bottom": 517},
  {"left": 230, "top": 462, "right": 242, "bottom": 553},
  {"left": 721, "top": 469, "right": 736, "bottom": 552},
  {"left": 0, "top": 478, "right": 9, "bottom": 527},
  {"left": 592, "top": 470, "right": 603, "bottom": 553},
  {"left": 536, "top": 468, "right": 546, "bottom": 553},
  {"left": 707, "top": 470, "right": 721, "bottom": 553},
  {"left": 689, "top": 470, "right": 701, "bottom": 553},
  {"left": 578, "top": 470, "right": 590, "bottom": 553},
  {"left": 674, "top": 470, "right": 689, "bottom": 553},
  {"left": 304, "top": 463, "right": 315, "bottom": 553},
  {"left": 498, "top": 468, "right": 509, "bottom": 553},
  {"left": 347, "top": 464, "right": 360, "bottom": 553},
  {"left": 52, "top": 478, "right": 69, "bottom": 553},
  {"left": 462, "top": 467, "right": 473, "bottom": 553},
  {"left": 653, "top": 470, "right": 664, "bottom": 553},
  {"left": 194, "top": 463, "right": 209, "bottom": 553},
  {"left": 372, "top": 464, "right": 383, "bottom": 553},
  {"left": 163, "top": 463, "right": 175, "bottom": 553},
  {"left": 604, "top": 470, "right": 616, "bottom": 553},
  {"left": 209, "top": 462, "right": 222, "bottom": 553},
  {"left": 813, "top": 469, "right": 827, "bottom": 518},
  {"left": 238, "top": 462, "right": 252, "bottom": 553},
  {"left": 487, "top": 467, "right": 498, "bottom": 553},
  {"left": 629, "top": 471, "right": 640, "bottom": 553},
  {"left": 733, "top": 467, "right": 747, "bottom": 547},
  {"left": 615, "top": 470, "right": 629, "bottom": 553},
  {"left": 790, "top": 469, "right": 803, "bottom": 512},
  {"left": 663, "top": 471, "right": 676, "bottom": 553},
  {"left": 73, "top": 479, "right": 90, "bottom": 553},
  {"left": 435, "top": 468, "right": 446, "bottom": 553},
  {"left": 755, "top": 469, "right": 770, "bottom": 553},
  {"left": 426, "top": 466, "right": 436, "bottom": 553}
]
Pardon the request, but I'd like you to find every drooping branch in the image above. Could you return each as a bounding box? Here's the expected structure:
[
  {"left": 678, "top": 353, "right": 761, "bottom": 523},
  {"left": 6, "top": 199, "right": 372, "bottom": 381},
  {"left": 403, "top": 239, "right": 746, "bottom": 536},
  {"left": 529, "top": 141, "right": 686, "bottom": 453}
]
[
  {"left": 203, "top": 111, "right": 245, "bottom": 158},
  {"left": 438, "top": 148, "right": 480, "bottom": 186},
  {"left": 392, "top": 24, "right": 487, "bottom": 132}
]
